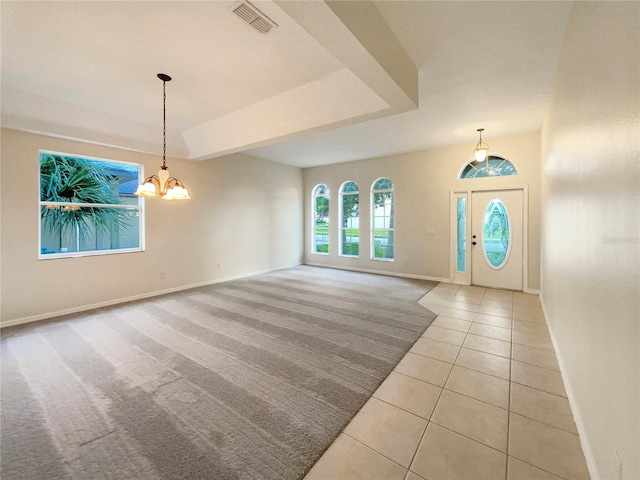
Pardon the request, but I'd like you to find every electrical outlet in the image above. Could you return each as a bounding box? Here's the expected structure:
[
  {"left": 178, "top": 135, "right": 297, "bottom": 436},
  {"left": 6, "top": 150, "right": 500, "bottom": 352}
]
[
  {"left": 217, "top": 263, "right": 221, "bottom": 270},
  {"left": 160, "top": 271, "right": 167, "bottom": 279}
]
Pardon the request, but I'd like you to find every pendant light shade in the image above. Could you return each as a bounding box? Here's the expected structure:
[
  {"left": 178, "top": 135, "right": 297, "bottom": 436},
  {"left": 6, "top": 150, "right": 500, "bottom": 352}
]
[
  {"left": 474, "top": 128, "right": 489, "bottom": 162},
  {"left": 135, "top": 73, "right": 190, "bottom": 200}
]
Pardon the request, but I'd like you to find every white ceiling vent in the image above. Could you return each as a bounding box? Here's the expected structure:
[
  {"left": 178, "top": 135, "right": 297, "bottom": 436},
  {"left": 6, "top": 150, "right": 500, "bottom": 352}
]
[{"left": 232, "top": 1, "right": 278, "bottom": 34}]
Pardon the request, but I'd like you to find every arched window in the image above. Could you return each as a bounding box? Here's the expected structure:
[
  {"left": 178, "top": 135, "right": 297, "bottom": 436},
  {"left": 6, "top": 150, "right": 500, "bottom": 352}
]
[
  {"left": 312, "top": 184, "right": 329, "bottom": 254},
  {"left": 460, "top": 155, "right": 517, "bottom": 179},
  {"left": 339, "top": 181, "right": 359, "bottom": 257},
  {"left": 371, "top": 177, "right": 394, "bottom": 260}
]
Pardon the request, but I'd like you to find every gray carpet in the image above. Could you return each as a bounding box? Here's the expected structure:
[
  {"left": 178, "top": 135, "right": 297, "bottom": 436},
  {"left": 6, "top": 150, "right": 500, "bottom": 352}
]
[{"left": 1, "top": 265, "right": 437, "bottom": 480}]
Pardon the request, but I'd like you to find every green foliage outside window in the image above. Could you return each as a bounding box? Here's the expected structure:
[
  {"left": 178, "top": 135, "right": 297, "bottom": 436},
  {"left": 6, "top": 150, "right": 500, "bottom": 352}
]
[
  {"left": 39, "top": 152, "right": 141, "bottom": 256},
  {"left": 341, "top": 181, "right": 359, "bottom": 257}
]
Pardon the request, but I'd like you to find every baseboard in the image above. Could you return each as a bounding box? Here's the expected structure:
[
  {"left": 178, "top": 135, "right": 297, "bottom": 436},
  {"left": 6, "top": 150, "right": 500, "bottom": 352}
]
[
  {"left": 303, "top": 262, "right": 449, "bottom": 283},
  {"left": 0, "top": 262, "right": 301, "bottom": 329},
  {"left": 524, "top": 287, "right": 540, "bottom": 294},
  {"left": 539, "top": 295, "right": 599, "bottom": 480}
]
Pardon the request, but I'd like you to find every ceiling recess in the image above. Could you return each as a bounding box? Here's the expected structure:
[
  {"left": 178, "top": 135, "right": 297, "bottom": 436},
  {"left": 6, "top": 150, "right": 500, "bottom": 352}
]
[{"left": 232, "top": 1, "right": 278, "bottom": 34}]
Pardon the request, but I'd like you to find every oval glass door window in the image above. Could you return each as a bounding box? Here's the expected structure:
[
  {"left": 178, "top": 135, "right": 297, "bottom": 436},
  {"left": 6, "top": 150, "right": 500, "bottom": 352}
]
[{"left": 482, "top": 199, "right": 511, "bottom": 269}]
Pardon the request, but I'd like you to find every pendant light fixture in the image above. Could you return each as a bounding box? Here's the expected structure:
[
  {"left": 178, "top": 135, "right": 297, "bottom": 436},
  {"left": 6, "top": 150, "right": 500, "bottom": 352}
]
[
  {"left": 474, "top": 127, "right": 489, "bottom": 162},
  {"left": 135, "top": 73, "right": 190, "bottom": 200}
]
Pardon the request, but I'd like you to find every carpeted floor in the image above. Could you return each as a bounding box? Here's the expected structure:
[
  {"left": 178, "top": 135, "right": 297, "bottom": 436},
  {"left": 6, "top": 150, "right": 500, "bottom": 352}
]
[{"left": 1, "top": 266, "right": 437, "bottom": 480}]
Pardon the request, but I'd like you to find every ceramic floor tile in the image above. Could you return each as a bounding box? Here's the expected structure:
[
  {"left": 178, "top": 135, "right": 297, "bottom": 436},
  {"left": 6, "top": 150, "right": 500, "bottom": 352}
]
[
  {"left": 509, "top": 413, "right": 590, "bottom": 479},
  {"left": 430, "top": 390, "right": 508, "bottom": 452},
  {"left": 480, "top": 297, "right": 513, "bottom": 309},
  {"left": 512, "top": 331, "right": 555, "bottom": 352},
  {"left": 468, "top": 322, "right": 512, "bottom": 342},
  {"left": 507, "top": 457, "right": 563, "bottom": 480},
  {"left": 429, "top": 289, "right": 458, "bottom": 298},
  {"left": 418, "top": 296, "right": 449, "bottom": 307},
  {"left": 405, "top": 471, "right": 426, "bottom": 480},
  {"left": 419, "top": 303, "right": 443, "bottom": 315},
  {"left": 421, "top": 292, "right": 454, "bottom": 303},
  {"left": 510, "top": 383, "right": 577, "bottom": 434},
  {"left": 463, "top": 333, "right": 511, "bottom": 358},
  {"left": 458, "top": 285, "right": 486, "bottom": 294},
  {"left": 433, "top": 282, "right": 460, "bottom": 291},
  {"left": 513, "top": 309, "right": 546, "bottom": 323},
  {"left": 438, "top": 307, "right": 476, "bottom": 322},
  {"left": 513, "top": 296, "right": 543, "bottom": 306},
  {"left": 410, "top": 337, "right": 460, "bottom": 363},
  {"left": 422, "top": 325, "right": 467, "bottom": 346},
  {"left": 344, "top": 397, "right": 427, "bottom": 468},
  {"left": 444, "top": 300, "right": 479, "bottom": 312},
  {"left": 511, "top": 361, "right": 566, "bottom": 397},
  {"left": 304, "top": 434, "right": 407, "bottom": 480},
  {"left": 473, "top": 313, "right": 513, "bottom": 329},
  {"left": 512, "top": 344, "right": 560, "bottom": 371},
  {"left": 373, "top": 372, "right": 442, "bottom": 420},
  {"left": 452, "top": 293, "right": 484, "bottom": 304},
  {"left": 513, "top": 292, "right": 539, "bottom": 303},
  {"left": 411, "top": 423, "right": 506, "bottom": 480},
  {"left": 513, "top": 303, "right": 543, "bottom": 313},
  {"left": 426, "top": 286, "right": 456, "bottom": 295},
  {"left": 394, "top": 352, "right": 453, "bottom": 387},
  {"left": 476, "top": 305, "right": 512, "bottom": 318},
  {"left": 445, "top": 365, "right": 510, "bottom": 409},
  {"left": 431, "top": 316, "right": 472, "bottom": 333},
  {"left": 512, "top": 320, "right": 550, "bottom": 337},
  {"left": 482, "top": 293, "right": 514, "bottom": 304},
  {"left": 454, "top": 348, "right": 511, "bottom": 380}
]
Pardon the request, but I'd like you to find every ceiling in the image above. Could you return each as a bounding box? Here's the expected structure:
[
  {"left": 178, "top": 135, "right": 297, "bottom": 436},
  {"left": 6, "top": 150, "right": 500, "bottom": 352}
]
[{"left": 1, "top": 1, "right": 573, "bottom": 168}]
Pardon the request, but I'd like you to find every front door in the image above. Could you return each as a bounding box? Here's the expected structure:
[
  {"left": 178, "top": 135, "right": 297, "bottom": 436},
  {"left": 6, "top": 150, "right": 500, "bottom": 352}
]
[{"left": 471, "top": 189, "right": 523, "bottom": 290}]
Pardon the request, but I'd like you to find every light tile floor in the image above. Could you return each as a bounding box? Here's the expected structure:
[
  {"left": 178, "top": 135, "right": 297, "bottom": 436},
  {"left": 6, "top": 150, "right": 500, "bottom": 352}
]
[{"left": 304, "top": 283, "right": 590, "bottom": 480}]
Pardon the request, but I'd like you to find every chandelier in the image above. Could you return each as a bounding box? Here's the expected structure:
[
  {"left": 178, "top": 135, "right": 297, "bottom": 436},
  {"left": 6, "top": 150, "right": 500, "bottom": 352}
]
[
  {"left": 474, "top": 127, "right": 489, "bottom": 162},
  {"left": 135, "top": 73, "right": 190, "bottom": 200}
]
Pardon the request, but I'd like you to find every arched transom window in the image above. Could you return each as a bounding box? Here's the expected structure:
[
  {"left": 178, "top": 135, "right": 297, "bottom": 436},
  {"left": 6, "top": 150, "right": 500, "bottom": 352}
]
[{"left": 460, "top": 155, "right": 517, "bottom": 179}]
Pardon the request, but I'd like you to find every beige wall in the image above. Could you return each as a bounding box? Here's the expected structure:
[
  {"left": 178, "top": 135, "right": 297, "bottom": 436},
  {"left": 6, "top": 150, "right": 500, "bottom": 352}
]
[
  {"left": 303, "top": 131, "right": 541, "bottom": 289},
  {"left": 540, "top": 3, "right": 639, "bottom": 479},
  {"left": 1, "top": 128, "right": 303, "bottom": 326}
]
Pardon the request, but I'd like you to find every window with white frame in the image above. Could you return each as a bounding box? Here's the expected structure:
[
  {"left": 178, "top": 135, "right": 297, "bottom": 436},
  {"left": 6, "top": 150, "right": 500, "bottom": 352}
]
[
  {"left": 371, "top": 177, "right": 394, "bottom": 260},
  {"left": 312, "top": 184, "right": 329, "bottom": 254},
  {"left": 339, "top": 181, "right": 359, "bottom": 257},
  {"left": 39, "top": 151, "right": 143, "bottom": 258}
]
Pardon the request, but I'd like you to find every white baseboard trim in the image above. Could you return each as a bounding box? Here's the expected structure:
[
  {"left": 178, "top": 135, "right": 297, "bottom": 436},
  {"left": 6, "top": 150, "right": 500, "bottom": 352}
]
[
  {"left": 303, "top": 263, "right": 449, "bottom": 283},
  {"left": 524, "top": 287, "right": 540, "bottom": 294},
  {"left": 1, "top": 262, "right": 301, "bottom": 329},
  {"left": 539, "top": 295, "right": 599, "bottom": 480}
]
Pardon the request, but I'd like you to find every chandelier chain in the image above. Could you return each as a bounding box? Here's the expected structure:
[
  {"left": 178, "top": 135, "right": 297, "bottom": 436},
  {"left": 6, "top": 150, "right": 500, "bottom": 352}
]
[{"left": 162, "top": 79, "right": 167, "bottom": 169}]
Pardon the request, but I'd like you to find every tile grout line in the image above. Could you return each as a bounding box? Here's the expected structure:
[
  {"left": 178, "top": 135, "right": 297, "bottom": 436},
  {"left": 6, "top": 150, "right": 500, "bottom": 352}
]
[
  {"left": 340, "top": 432, "right": 411, "bottom": 473},
  {"left": 505, "top": 291, "right": 515, "bottom": 480},
  {"left": 411, "top": 286, "right": 573, "bottom": 479},
  {"left": 404, "top": 283, "right": 464, "bottom": 476}
]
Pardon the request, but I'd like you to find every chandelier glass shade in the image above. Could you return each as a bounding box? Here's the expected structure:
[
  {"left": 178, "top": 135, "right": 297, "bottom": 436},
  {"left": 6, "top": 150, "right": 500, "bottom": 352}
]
[
  {"left": 135, "top": 73, "right": 190, "bottom": 200},
  {"left": 474, "top": 127, "right": 489, "bottom": 162}
]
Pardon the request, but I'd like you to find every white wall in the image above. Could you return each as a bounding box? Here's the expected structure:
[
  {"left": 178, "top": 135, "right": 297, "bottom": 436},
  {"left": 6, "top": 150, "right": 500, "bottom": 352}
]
[
  {"left": 540, "top": 3, "right": 639, "bottom": 479},
  {"left": 0, "top": 128, "right": 303, "bottom": 326},
  {"left": 303, "top": 131, "right": 541, "bottom": 289}
]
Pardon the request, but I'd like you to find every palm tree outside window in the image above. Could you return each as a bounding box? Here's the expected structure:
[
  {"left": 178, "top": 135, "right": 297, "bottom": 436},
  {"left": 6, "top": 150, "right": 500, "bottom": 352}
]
[{"left": 39, "top": 151, "right": 143, "bottom": 258}]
